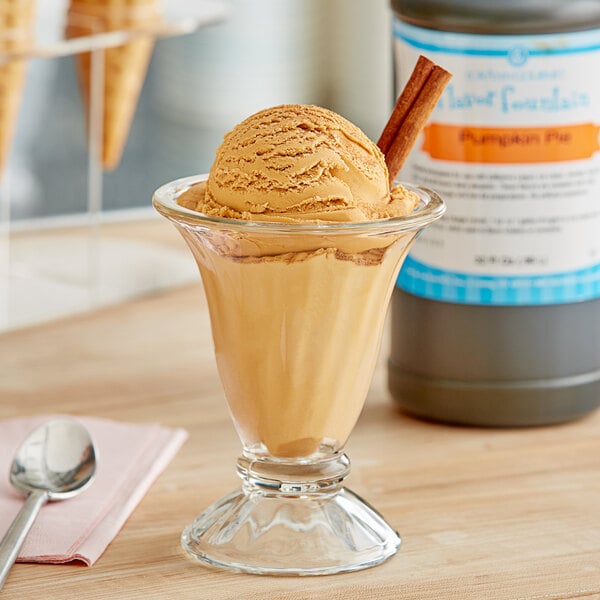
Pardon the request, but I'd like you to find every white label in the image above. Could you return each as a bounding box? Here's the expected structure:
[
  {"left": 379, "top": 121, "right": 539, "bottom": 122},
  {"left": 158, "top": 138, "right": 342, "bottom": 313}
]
[{"left": 394, "top": 20, "right": 600, "bottom": 305}]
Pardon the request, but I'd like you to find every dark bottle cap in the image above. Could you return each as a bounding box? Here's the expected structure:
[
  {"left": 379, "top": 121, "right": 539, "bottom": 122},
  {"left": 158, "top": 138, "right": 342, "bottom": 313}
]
[{"left": 391, "top": 0, "right": 600, "bottom": 34}]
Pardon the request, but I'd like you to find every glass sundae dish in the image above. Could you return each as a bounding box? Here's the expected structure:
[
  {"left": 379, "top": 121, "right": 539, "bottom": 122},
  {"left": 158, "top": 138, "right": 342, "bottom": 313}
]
[{"left": 153, "top": 103, "right": 446, "bottom": 575}]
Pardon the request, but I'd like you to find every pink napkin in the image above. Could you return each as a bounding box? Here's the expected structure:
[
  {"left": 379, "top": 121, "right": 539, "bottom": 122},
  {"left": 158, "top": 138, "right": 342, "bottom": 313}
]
[{"left": 0, "top": 415, "right": 187, "bottom": 565}]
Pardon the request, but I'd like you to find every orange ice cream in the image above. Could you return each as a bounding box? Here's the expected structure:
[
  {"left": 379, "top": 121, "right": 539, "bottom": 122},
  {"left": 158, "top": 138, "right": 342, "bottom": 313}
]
[
  {"left": 179, "top": 104, "right": 417, "bottom": 222},
  {"left": 173, "top": 104, "right": 421, "bottom": 458}
]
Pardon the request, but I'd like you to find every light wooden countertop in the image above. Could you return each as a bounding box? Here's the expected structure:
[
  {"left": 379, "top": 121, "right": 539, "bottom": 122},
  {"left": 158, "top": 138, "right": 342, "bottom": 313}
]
[{"left": 1, "top": 220, "right": 600, "bottom": 600}]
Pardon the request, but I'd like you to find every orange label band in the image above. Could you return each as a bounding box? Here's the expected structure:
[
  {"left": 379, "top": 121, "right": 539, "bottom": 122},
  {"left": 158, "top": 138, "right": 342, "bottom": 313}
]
[{"left": 422, "top": 123, "right": 600, "bottom": 163}]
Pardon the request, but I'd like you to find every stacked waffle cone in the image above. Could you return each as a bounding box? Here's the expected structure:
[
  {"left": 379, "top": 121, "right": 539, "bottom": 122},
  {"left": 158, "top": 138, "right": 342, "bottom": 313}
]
[
  {"left": 0, "top": 0, "right": 35, "bottom": 177},
  {"left": 66, "top": 0, "right": 159, "bottom": 170}
]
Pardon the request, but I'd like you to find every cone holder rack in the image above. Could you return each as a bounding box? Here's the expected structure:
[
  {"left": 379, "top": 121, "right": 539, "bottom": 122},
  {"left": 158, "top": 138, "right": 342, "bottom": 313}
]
[{"left": 0, "top": 1, "right": 229, "bottom": 331}]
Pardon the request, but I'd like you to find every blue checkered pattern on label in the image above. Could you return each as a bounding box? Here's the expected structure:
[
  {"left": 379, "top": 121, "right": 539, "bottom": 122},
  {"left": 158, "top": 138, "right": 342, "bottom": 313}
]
[{"left": 397, "top": 256, "right": 600, "bottom": 305}]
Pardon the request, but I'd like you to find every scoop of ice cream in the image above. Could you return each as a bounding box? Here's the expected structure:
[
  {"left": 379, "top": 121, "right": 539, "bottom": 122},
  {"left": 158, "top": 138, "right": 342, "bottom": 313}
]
[{"left": 179, "top": 104, "right": 417, "bottom": 223}]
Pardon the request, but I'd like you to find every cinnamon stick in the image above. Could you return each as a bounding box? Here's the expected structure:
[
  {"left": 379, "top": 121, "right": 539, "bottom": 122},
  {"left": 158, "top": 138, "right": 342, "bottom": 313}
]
[
  {"left": 378, "top": 55, "right": 451, "bottom": 185},
  {"left": 377, "top": 55, "right": 434, "bottom": 155}
]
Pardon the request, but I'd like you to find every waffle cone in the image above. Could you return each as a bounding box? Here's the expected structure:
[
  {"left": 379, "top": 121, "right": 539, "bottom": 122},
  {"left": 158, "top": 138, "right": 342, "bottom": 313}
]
[
  {"left": 0, "top": 0, "right": 35, "bottom": 176},
  {"left": 66, "top": 0, "right": 159, "bottom": 170}
]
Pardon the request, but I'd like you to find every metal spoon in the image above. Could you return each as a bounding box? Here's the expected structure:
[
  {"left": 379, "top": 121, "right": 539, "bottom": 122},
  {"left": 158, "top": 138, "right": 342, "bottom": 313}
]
[{"left": 0, "top": 418, "right": 96, "bottom": 590}]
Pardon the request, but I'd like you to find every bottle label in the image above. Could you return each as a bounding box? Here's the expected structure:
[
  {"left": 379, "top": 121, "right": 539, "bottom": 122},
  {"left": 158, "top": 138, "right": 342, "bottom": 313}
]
[{"left": 393, "top": 20, "right": 600, "bottom": 305}]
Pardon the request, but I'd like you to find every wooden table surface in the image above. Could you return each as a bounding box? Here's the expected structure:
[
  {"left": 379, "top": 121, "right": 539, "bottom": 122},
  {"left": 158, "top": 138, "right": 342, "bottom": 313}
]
[{"left": 1, "top": 220, "right": 600, "bottom": 600}]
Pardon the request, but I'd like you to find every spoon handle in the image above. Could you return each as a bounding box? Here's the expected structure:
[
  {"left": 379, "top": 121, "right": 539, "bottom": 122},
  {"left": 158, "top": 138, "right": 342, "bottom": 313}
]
[{"left": 0, "top": 490, "right": 49, "bottom": 590}]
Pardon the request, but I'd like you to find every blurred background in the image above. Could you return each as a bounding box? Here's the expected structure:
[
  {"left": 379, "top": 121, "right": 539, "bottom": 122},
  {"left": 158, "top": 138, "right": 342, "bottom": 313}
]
[
  {"left": 0, "top": 0, "right": 397, "bottom": 330},
  {"left": 8, "top": 0, "right": 394, "bottom": 221}
]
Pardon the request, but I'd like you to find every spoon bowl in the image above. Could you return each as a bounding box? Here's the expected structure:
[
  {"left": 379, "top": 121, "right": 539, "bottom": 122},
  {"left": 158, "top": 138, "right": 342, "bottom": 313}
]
[
  {"left": 0, "top": 418, "right": 97, "bottom": 590},
  {"left": 10, "top": 418, "right": 96, "bottom": 499}
]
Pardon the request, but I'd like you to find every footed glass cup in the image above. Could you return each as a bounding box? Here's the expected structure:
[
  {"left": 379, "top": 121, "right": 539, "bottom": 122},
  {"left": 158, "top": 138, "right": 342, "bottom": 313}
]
[{"left": 153, "top": 175, "right": 445, "bottom": 575}]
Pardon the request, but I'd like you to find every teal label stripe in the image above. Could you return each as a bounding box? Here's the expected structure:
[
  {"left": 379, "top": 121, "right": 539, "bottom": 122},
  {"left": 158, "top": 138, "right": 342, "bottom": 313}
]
[
  {"left": 397, "top": 256, "right": 600, "bottom": 305},
  {"left": 393, "top": 20, "right": 600, "bottom": 57}
]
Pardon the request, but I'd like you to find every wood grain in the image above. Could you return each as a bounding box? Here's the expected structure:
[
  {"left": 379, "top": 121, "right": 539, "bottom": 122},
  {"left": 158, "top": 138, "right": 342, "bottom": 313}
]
[{"left": 1, "top": 220, "right": 600, "bottom": 599}]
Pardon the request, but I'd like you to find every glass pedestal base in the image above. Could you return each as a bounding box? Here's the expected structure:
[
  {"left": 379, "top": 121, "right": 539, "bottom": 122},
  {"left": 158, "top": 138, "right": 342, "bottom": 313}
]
[{"left": 181, "top": 454, "right": 401, "bottom": 576}]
